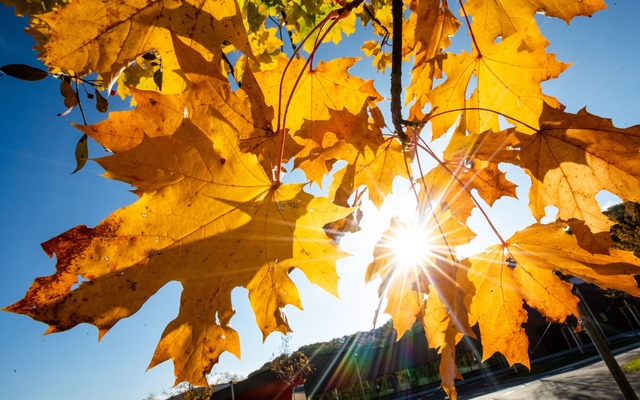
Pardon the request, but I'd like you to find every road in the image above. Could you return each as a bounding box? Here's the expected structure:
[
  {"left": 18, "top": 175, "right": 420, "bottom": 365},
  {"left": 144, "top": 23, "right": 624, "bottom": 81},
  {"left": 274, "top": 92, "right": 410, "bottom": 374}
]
[{"left": 463, "top": 346, "right": 640, "bottom": 400}]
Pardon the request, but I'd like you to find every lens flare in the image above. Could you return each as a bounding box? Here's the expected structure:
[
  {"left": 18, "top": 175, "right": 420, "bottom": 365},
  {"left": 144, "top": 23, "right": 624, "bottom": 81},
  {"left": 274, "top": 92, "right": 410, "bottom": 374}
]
[{"left": 388, "top": 222, "right": 433, "bottom": 271}]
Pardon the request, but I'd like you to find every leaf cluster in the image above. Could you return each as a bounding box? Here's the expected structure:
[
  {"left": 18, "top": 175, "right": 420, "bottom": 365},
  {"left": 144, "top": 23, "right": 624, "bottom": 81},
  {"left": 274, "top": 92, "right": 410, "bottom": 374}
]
[{"left": 2, "top": 0, "right": 640, "bottom": 398}]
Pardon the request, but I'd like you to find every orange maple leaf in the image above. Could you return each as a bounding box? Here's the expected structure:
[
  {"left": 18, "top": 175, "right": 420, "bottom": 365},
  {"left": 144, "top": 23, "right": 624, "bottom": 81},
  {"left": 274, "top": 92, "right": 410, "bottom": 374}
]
[
  {"left": 517, "top": 104, "right": 640, "bottom": 253},
  {"left": 404, "top": 0, "right": 460, "bottom": 121},
  {"left": 4, "top": 35, "right": 353, "bottom": 386},
  {"left": 35, "top": 0, "right": 253, "bottom": 91},
  {"left": 467, "top": 221, "right": 640, "bottom": 368},
  {"left": 419, "top": 127, "right": 518, "bottom": 223},
  {"left": 294, "top": 103, "right": 412, "bottom": 207}
]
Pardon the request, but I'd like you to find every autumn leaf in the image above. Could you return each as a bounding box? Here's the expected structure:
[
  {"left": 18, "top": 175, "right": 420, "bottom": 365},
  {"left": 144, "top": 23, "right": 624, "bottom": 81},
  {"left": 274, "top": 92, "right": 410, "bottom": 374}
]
[
  {"left": 367, "top": 206, "right": 474, "bottom": 330},
  {"left": 1, "top": 0, "right": 70, "bottom": 15},
  {"left": 419, "top": 127, "right": 517, "bottom": 222},
  {"left": 367, "top": 213, "right": 475, "bottom": 398},
  {"left": 34, "top": 0, "right": 253, "bottom": 92},
  {"left": 465, "top": 0, "right": 606, "bottom": 49},
  {"left": 4, "top": 33, "right": 353, "bottom": 385},
  {"left": 403, "top": 0, "right": 459, "bottom": 120},
  {"left": 253, "top": 55, "right": 382, "bottom": 136},
  {"left": 78, "top": 33, "right": 271, "bottom": 155},
  {"left": 7, "top": 0, "right": 640, "bottom": 397},
  {"left": 516, "top": 104, "right": 640, "bottom": 253},
  {"left": 294, "top": 103, "right": 412, "bottom": 207},
  {"left": 246, "top": 54, "right": 386, "bottom": 185},
  {"left": 467, "top": 221, "right": 640, "bottom": 368},
  {"left": 422, "top": 257, "right": 474, "bottom": 400},
  {"left": 0, "top": 63, "right": 49, "bottom": 81},
  {"left": 428, "top": 32, "right": 567, "bottom": 137},
  {"left": 329, "top": 137, "right": 410, "bottom": 208}
]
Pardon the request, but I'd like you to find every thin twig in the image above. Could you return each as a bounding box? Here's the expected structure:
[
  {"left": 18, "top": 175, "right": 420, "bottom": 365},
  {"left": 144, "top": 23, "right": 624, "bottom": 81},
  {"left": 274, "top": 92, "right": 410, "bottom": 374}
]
[
  {"left": 415, "top": 136, "right": 509, "bottom": 249},
  {"left": 73, "top": 74, "right": 88, "bottom": 126},
  {"left": 269, "top": 16, "right": 285, "bottom": 52},
  {"left": 363, "top": 3, "right": 390, "bottom": 43},
  {"left": 280, "top": 11, "right": 297, "bottom": 55}
]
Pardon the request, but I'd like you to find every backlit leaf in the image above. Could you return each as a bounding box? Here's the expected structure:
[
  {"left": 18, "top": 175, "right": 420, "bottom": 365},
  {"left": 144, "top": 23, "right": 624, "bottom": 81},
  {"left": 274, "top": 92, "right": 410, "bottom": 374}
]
[
  {"left": 34, "top": 0, "right": 253, "bottom": 92},
  {"left": 517, "top": 104, "right": 640, "bottom": 253}
]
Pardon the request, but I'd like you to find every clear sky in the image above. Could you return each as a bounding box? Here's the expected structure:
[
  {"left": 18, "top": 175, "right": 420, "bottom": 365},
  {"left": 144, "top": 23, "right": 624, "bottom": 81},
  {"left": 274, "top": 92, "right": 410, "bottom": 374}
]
[{"left": 1, "top": 2, "right": 639, "bottom": 400}]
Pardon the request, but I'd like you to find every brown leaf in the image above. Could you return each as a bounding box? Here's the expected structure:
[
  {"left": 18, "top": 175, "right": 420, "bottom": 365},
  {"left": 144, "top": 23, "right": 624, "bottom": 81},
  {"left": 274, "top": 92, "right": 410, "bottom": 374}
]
[
  {"left": 1, "top": 63, "right": 48, "bottom": 81},
  {"left": 94, "top": 88, "right": 108, "bottom": 113},
  {"left": 60, "top": 78, "right": 78, "bottom": 108}
]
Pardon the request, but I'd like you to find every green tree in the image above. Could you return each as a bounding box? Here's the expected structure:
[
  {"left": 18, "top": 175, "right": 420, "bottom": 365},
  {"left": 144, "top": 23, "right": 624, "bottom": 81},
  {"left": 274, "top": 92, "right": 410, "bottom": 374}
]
[{"left": 605, "top": 201, "right": 640, "bottom": 258}]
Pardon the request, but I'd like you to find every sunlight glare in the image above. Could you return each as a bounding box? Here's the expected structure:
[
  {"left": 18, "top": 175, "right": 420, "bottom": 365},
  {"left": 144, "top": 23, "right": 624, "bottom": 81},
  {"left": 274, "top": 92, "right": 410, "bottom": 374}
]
[{"left": 388, "top": 221, "right": 433, "bottom": 271}]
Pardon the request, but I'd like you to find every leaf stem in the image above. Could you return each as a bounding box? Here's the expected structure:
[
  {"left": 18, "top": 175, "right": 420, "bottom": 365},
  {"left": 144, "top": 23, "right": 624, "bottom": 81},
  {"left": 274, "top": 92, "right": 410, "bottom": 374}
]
[
  {"left": 391, "top": 0, "right": 408, "bottom": 143},
  {"left": 221, "top": 52, "right": 238, "bottom": 87},
  {"left": 458, "top": 0, "right": 482, "bottom": 57},
  {"left": 415, "top": 137, "right": 509, "bottom": 249},
  {"left": 427, "top": 107, "right": 538, "bottom": 132},
  {"left": 73, "top": 74, "right": 88, "bottom": 126},
  {"left": 280, "top": 11, "right": 297, "bottom": 54},
  {"left": 412, "top": 147, "right": 458, "bottom": 263},
  {"left": 274, "top": 0, "right": 364, "bottom": 185}
]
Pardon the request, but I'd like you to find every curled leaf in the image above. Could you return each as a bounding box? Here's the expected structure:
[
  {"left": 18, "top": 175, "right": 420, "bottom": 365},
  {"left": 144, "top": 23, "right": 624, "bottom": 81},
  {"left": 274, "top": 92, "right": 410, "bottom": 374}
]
[
  {"left": 0, "top": 64, "right": 48, "bottom": 81},
  {"left": 60, "top": 79, "right": 78, "bottom": 108},
  {"left": 72, "top": 133, "right": 89, "bottom": 174},
  {"left": 94, "top": 89, "right": 108, "bottom": 113}
]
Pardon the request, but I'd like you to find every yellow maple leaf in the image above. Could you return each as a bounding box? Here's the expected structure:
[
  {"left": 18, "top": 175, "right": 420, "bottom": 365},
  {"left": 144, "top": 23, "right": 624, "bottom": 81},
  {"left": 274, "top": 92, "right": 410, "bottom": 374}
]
[
  {"left": 367, "top": 205, "right": 475, "bottom": 329},
  {"left": 79, "top": 34, "right": 272, "bottom": 153},
  {"left": 422, "top": 257, "right": 474, "bottom": 400},
  {"left": 517, "top": 104, "right": 640, "bottom": 253},
  {"left": 465, "top": 0, "right": 606, "bottom": 49},
  {"left": 329, "top": 137, "right": 410, "bottom": 208},
  {"left": 34, "top": 0, "right": 253, "bottom": 92},
  {"left": 403, "top": 0, "right": 460, "bottom": 120},
  {"left": 294, "top": 103, "right": 412, "bottom": 207},
  {"left": 253, "top": 55, "right": 381, "bottom": 136},
  {"left": 467, "top": 221, "right": 640, "bottom": 369},
  {"left": 247, "top": 54, "right": 386, "bottom": 188},
  {"left": 368, "top": 212, "right": 475, "bottom": 399},
  {"left": 419, "top": 127, "right": 518, "bottom": 222},
  {"left": 4, "top": 33, "right": 352, "bottom": 386},
  {"left": 428, "top": 32, "right": 567, "bottom": 137}
]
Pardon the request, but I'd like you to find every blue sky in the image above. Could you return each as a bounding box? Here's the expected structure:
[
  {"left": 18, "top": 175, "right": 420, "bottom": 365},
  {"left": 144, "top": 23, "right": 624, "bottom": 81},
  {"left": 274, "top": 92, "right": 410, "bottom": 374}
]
[{"left": 1, "top": 2, "right": 639, "bottom": 400}]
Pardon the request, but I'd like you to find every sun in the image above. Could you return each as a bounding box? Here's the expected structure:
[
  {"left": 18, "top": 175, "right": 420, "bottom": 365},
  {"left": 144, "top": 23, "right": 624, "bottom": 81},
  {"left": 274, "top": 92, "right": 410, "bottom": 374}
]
[
  {"left": 390, "top": 223, "right": 432, "bottom": 269},
  {"left": 385, "top": 218, "right": 435, "bottom": 271}
]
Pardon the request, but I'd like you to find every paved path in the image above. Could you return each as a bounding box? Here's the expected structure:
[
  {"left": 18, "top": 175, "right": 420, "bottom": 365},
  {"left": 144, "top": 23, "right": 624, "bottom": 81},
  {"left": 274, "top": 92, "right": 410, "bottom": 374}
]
[{"left": 464, "top": 346, "right": 640, "bottom": 400}]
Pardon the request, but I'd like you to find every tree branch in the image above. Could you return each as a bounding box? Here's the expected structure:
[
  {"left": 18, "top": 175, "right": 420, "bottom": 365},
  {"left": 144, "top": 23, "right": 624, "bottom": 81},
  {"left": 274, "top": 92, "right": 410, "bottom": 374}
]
[{"left": 391, "top": 0, "right": 408, "bottom": 142}]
